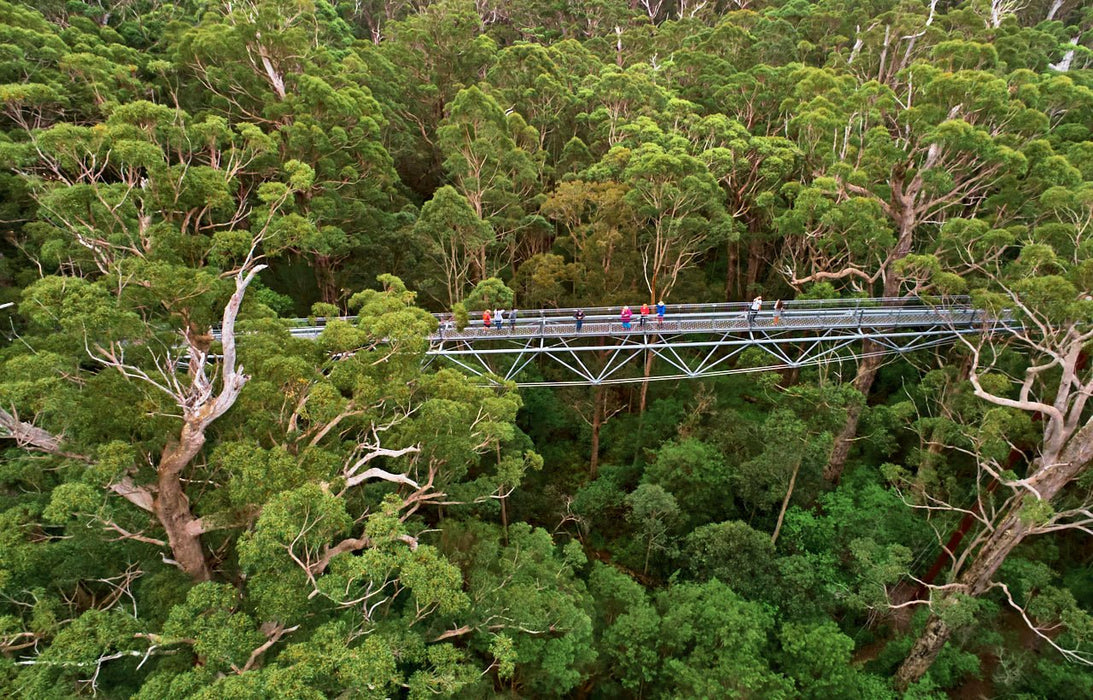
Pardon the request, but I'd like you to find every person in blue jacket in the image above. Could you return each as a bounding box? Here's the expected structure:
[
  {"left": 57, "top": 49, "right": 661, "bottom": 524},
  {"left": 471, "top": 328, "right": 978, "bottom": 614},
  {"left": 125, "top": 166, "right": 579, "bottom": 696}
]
[{"left": 655, "top": 300, "right": 666, "bottom": 326}]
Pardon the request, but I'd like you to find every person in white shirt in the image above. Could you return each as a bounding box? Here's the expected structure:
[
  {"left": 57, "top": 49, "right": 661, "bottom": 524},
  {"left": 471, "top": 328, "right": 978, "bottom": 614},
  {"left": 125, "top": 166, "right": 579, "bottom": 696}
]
[{"left": 748, "top": 295, "right": 762, "bottom": 324}]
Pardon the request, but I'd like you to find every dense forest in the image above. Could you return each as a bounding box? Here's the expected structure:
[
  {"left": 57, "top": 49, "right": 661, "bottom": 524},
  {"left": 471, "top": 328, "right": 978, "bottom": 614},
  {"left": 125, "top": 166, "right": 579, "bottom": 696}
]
[{"left": 1, "top": 0, "right": 1092, "bottom": 696}]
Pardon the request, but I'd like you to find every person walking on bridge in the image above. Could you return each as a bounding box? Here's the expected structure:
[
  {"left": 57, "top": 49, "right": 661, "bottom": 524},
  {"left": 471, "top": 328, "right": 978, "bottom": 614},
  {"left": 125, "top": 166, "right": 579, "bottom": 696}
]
[
  {"left": 773, "top": 299, "right": 785, "bottom": 325},
  {"left": 575, "top": 308, "right": 585, "bottom": 332},
  {"left": 656, "top": 299, "right": 666, "bottom": 326},
  {"left": 483, "top": 308, "right": 492, "bottom": 330},
  {"left": 494, "top": 308, "right": 505, "bottom": 331},
  {"left": 510, "top": 307, "right": 518, "bottom": 331},
  {"left": 748, "top": 295, "right": 763, "bottom": 325},
  {"left": 639, "top": 302, "right": 649, "bottom": 328},
  {"left": 621, "top": 305, "right": 633, "bottom": 330}
]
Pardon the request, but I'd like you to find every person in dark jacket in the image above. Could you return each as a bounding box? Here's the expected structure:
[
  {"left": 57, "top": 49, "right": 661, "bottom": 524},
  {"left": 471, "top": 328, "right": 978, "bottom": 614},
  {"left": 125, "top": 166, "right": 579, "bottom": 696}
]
[{"left": 575, "top": 308, "right": 585, "bottom": 331}]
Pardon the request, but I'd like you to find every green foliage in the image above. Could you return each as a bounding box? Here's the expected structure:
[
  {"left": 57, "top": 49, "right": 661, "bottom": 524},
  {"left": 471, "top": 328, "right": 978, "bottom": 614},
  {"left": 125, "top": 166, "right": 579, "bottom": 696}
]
[
  {"left": 413, "top": 185, "right": 494, "bottom": 305},
  {"left": 2, "top": 1, "right": 1093, "bottom": 696},
  {"left": 779, "top": 621, "right": 891, "bottom": 699},
  {"left": 642, "top": 438, "right": 735, "bottom": 527},
  {"left": 625, "top": 483, "right": 680, "bottom": 574},
  {"left": 441, "top": 521, "right": 596, "bottom": 695},
  {"left": 655, "top": 580, "right": 794, "bottom": 698},
  {"left": 683, "top": 520, "right": 777, "bottom": 599},
  {"left": 463, "top": 276, "right": 515, "bottom": 311}
]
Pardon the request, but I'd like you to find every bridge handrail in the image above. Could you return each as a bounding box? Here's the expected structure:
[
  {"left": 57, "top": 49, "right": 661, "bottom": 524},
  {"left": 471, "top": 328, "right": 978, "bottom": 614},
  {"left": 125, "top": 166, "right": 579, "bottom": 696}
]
[{"left": 279, "top": 296, "right": 978, "bottom": 330}]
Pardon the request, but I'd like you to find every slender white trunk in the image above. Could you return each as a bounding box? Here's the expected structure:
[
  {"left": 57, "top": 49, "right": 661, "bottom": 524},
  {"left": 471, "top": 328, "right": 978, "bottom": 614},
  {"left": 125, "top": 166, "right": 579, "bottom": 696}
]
[
  {"left": 771, "top": 458, "right": 801, "bottom": 546},
  {"left": 1050, "top": 36, "right": 1080, "bottom": 72}
]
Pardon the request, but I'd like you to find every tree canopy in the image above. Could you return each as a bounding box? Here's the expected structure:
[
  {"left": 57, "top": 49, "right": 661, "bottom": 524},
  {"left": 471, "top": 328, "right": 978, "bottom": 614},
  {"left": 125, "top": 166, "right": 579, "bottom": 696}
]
[{"left": 2, "top": 0, "right": 1093, "bottom": 696}]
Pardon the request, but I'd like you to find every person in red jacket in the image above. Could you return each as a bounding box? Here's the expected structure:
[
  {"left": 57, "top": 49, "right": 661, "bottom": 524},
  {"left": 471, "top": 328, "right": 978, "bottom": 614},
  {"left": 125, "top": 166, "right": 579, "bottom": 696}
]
[
  {"left": 639, "top": 302, "right": 650, "bottom": 328},
  {"left": 483, "top": 309, "right": 492, "bottom": 329}
]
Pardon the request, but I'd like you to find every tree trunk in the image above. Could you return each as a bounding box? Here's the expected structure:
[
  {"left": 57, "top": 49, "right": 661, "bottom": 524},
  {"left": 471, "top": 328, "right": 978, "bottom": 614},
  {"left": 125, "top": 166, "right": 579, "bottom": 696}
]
[
  {"left": 896, "top": 408, "right": 1093, "bottom": 688},
  {"left": 825, "top": 179, "right": 916, "bottom": 482},
  {"left": 500, "top": 486, "right": 509, "bottom": 545},
  {"left": 726, "top": 241, "right": 739, "bottom": 299},
  {"left": 155, "top": 425, "right": 212, "bottom": 581},
  {"left": 779, "top": 362, "right": 800, "bottom": 388},
  {"left": 315, "top": 255, "right": 338, "bottom": 305},
  {"left": 744, "top": 239, "right": 763, "bottom": 293},
  {"left": 771, "top": 457, "right": 801, "bottom": 546},
  {"left": 894, "top": 613, "right": 953, "bottom": 690},
  {"left": 895, "top": 492, "right": 1030, "bottom": 689},
  {"left": 825, "top": 401, "right": 866, "bottom": 483},
  {"left": 638, "top": 347, "right": 654, "bottom": 415},
  {"left": 473, "top": 246, "right": 487, "bottom": 284},
  {"left": 257, "top": 45, "right": 287, "bottom": 101},
  {"left": 824, "top": 345, "right": 884, "bottom": 482},
  {"left": 1049, "top": 36, "right": 1080, "bottom": 72},
  {"left": 590, "top": 385, "right": 603, "bottom": 478}
]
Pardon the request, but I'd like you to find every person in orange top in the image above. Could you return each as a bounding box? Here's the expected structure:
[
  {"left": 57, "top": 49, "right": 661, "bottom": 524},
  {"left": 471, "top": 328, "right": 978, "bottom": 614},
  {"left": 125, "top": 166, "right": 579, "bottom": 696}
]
[
  {"left": 483, "top": 309, "right": 492, "bottom": 329},
  {"left": 640, "top": 302, "right": 650, "bottom": 328}
]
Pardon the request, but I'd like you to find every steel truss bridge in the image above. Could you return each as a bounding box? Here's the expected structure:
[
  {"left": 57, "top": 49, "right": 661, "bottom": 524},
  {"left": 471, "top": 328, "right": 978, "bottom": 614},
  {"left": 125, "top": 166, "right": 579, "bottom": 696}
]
[{"left": 283, "top": 298, "right": 1018, "bottom": 388}]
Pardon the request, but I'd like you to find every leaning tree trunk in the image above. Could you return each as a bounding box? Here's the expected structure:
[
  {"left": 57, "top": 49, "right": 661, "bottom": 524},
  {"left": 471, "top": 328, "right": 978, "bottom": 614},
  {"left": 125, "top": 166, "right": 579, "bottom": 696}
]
[
  {"left": 824, "top": 347, "right": 884, "bottom": 482},
  {"left": 894, "top": 492, "right": 1030, "bottom": 689},
  {"left": 894, "top": 417, "right": 1093, "bottom": 690},
  {"left": 771, "top": 456, "right": 802, "bottom": 546},
  {"left": 895, "top": 613, "right": 955, "bottom": 689},
  {"left": 825, "top": 194, "right": 917, "bottom": 482}
]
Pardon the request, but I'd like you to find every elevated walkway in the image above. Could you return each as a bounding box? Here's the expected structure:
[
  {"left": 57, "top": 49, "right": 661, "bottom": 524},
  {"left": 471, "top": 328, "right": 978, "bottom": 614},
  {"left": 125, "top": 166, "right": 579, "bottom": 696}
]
[{"left": 282, "top": 298, "right": 1018, "bottom": 387}]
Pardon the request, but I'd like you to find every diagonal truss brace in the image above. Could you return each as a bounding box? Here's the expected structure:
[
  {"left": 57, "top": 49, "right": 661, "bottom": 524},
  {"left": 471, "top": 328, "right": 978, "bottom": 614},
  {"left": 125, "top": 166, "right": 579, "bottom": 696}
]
[{"left": 427, "top": 324, "right": 1010, "bottom": 387}]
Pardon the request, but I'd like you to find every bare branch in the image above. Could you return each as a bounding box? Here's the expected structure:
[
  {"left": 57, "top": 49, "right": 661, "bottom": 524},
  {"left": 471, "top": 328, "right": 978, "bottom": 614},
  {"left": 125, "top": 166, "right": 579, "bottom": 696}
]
[
  {"left": 108, "top": 477, "right": 155, "bottom": 513},
  {"left": 231, "top": 623, "right": 300, "bottom": 674},
  {"left": 0, "top": 406, "right": 89, "bottom": 461},
  {"left": 101, "top": 521, "right": 166, "bottom": 548},
  {"left": 344, "top": 465, "right": 420, "bottom": 490},
  {"left": 991, "top": 581, "right": 1093, "bottom": 665}
]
